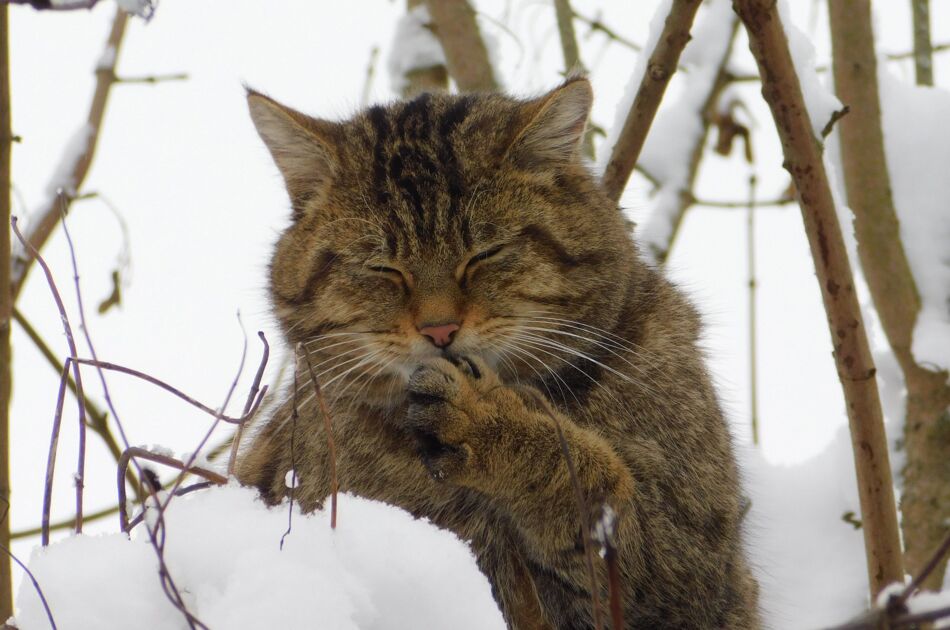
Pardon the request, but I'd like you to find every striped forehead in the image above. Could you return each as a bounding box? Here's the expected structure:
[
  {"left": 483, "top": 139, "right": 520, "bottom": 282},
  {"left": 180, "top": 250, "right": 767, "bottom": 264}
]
[{"left": 363, "top": 93, "right": 477, "bottom": 257}]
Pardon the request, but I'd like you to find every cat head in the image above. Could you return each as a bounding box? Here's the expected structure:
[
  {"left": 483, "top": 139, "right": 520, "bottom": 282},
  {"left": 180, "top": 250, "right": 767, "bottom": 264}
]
[{"left": 248, "top": 79, "right": 638, "bottom": 404}]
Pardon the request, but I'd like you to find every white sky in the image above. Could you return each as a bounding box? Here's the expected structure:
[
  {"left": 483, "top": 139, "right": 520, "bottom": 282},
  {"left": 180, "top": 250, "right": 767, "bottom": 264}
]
[{"left": 6, "top": 0, "right": 950, "bottom": 586}]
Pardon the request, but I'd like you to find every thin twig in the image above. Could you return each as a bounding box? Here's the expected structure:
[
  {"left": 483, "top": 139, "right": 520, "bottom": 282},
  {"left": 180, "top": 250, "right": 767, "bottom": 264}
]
[
  {"left": 11, "top": 215, "right": 89, "bottom": 536},
  {"left": 518, "top": 386, "right": 604, "bottom": 630},
  {"left": 69, "top": 358, "right": 250, "bottom": 424},
  {"left": 301, "top": 348, "right": 338, "bottom": 529},
  {"left": 115, "top": 72, "right": 188, "bottom": 84},
  {"left": 572, "top": 10, "right": 641, "bottom": 52},
  {"left": 891, "top": 529, "right": 950, "bottom": 609},
  {"left": 40, "top": 360, "right": 69, "bottom": 546},
  {"left": 281, "top": 350, "right": 301, "bottom": 550},
  {"left": 118, "top": 447, "right": 227, "bottom": 532},
  {"left": 228, "top": 331, "right": 270, "bottom": 476},
  {"left": 0, "top": 542, "right": 56, "bottom": 629},
  {"left": 747, "top": 172, "right": 759, "bottom": 444}
]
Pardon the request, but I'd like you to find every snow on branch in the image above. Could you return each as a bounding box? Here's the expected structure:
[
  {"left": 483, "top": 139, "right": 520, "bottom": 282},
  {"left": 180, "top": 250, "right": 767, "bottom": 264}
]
[
  {"left": 734, "top": 0, "right": 904, "bottom": 598},
  {"left": 387, "top": 3, "right": 447, "bottom": 97},
  {"left": 635, "top": 0, "right": 739, "bottom": 263},
  {"left": 600, "top": 0, "right": 702, "bottom": 202}
]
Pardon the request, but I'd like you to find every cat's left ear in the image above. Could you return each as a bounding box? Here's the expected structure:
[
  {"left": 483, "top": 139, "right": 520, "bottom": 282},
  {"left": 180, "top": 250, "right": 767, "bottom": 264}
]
[
  {"left": 246, "top": 88, "right": 340, "bottom": 215},
  {"left": 506, "top": 78, "right": 592, "bottom": 168}
]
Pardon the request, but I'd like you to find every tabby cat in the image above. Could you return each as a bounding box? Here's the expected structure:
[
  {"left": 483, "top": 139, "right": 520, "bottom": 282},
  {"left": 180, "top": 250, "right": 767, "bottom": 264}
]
[{"left": 237, "top": 78, "right": 760, "bottom": 629}]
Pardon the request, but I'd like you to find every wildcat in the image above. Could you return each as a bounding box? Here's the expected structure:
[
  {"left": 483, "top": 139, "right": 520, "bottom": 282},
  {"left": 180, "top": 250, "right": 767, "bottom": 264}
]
[{"left": 237, "top": 78, "right": 760, "bottom": 629}]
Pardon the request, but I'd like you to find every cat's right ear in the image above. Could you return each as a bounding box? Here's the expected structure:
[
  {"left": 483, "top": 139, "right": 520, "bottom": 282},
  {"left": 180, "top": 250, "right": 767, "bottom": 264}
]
[{"left": 246, "top": 88, "right": 339, "bottom": 216}]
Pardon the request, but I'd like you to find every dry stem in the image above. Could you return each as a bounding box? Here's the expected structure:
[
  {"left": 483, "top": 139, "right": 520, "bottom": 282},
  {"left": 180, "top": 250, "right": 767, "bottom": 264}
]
[
  {"left": 601, "top": 0, "right": 702, "bottom": 202},
  {"left": 12, "top": 216, "right": 89, "bottom": 538},
  {"left": 302, "top": 349, "right": 338, "bottom": 529},
  {"left": 734, "top": 0, "right": 904, "bottom": 597}
]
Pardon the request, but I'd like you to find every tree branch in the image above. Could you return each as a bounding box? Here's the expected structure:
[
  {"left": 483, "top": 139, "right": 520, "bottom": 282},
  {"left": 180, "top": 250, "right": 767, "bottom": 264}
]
[
  {"left": 643, "top": 11, "right": 740, "bottom": 264},
  {"left": 12, "top": 307, "right": 143, "bottom": 500},
  {"left": 11, "top": 7, "right": 128, "bottom": 300},
  {"left": 734, "top": 0, "right": 904, "bottom": 597},
  {"left": 552, "top": 0, "right": 595, "bottom": 160},
  {"left": 423, "top": 0, "right": 497, "bottom": 92},
  {"left": 0, "top": 2, "right": 12, "bottom": 620},
  {"left": 828, "top": 0, "right": 950, "bottom": 589},
  {"left": 911, "top": 0, "right": 934, "bottom": 86},
  {"left": 601, "top": 0, "right": 703, "bottom": 202}
]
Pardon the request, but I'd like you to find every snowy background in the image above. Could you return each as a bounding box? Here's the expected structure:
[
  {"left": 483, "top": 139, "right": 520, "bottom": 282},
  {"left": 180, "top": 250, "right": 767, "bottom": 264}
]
[{"left": 6, "top": 0, "right": 950, "bottom": 628}]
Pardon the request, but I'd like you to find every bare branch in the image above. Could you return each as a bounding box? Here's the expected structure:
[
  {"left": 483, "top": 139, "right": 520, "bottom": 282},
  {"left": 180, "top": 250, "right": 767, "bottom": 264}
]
[
  {"left": 0, "top": 3, "right": 12, "bottom": 618},
  {"left": 911, "top": 0, "right": 934, "bottom": 86},
  {"left": 552, "top": 0, "right": 594, "bottom": 160},
  {"left": 424, "top": 0, "right": 497, "bottom": 92},
  {"left": 828, "top": 0, "right": 950, "bottom": 588},
  {"left": 0, "top": 542, "right": 56, "bottom": 629},
  {"left": 735, "top": 0, "right": 905, "bottom": 597},
  {"left": 11, "top": 8, "right": 128, "bottom": 299},
  {"left": 11, "top": 215, "right": 89, "bottom": 538},
  {"left": 301, "top": 348, "right": 339, "bottom": 530},
  {"left": 601, "top": 0, "right": 703, "bottom": 202},
  {"left": 572, "top": 10, "right": 641, "bottom": 52}
]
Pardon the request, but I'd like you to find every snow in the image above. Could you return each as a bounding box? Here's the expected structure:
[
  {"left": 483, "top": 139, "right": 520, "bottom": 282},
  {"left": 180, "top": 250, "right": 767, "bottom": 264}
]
[
  {"left": 386, "top": 5, "right": 446, "bottom": 95},
  {"left": 14, "top": 485, "right": 504, "bottom": 630},
  {"left": 113, "top": 0, "right": 152, "bottom": 18},
  {"left": 877, "top": 71, "right": 950, "bottom": 369},
  {"left": 284, "top": 469, "right": 299, "bottom": 489},
  {"left": 596, "top": 0, "right": 672, "bottom": 176},
  {"left": 777, "top": 0, "right": 843, "bottom": 139},
  {"left": 95, "top": 45, "right": 116, "bottom": 71},
  {"left": 636, "top": 0, "right": 736, "bottom": 261},
  {"left": 42, "top": 123, "right": 93, "bottom": 206}
]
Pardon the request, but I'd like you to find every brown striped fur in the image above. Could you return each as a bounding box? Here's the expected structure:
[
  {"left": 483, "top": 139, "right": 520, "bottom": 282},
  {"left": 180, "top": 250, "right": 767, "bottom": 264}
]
[{"left": 237, "top": 79, "right": 760, "bottom": 629}]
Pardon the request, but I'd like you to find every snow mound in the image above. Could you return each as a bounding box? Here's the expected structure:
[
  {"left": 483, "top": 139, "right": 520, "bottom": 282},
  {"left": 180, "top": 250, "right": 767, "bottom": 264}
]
[{"left": 14, "top": 485, "right": 505, "bottom": 630}]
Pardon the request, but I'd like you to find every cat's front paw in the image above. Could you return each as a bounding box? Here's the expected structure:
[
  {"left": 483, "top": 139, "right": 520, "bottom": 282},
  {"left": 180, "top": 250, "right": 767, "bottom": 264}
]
[{"left": 405, "top": 356, "right": 494, "bottom": 483}]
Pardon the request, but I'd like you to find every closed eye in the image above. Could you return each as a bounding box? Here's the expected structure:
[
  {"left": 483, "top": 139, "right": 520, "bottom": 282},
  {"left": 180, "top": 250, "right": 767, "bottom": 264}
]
[
  {"left": 468, "top": 245, "right": 504, "bottom": 266},
  {"left": 365, "top": 263, "right": 410, "bottom": 288},
  {"left": 460, "top": 244, "right": 507, "bottom": 287}
]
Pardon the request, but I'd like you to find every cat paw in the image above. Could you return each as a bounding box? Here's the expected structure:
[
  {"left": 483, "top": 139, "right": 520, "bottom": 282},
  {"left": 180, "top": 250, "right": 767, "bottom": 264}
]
[{"left": 405, "top": 356, "right": 493, "bottom": 482}]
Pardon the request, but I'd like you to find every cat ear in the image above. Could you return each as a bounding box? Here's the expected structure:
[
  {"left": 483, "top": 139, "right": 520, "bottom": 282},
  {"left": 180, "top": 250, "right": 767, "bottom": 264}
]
[
  {"left": 506, "top": 78, "right": 593, "bottom": 168},
  {"left": 246, "top": 88, "right": 339, "bottom": 214}
]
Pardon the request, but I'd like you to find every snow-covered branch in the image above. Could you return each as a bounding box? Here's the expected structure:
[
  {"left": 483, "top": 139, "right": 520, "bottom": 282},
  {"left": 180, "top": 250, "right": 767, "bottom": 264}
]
[
  {"left": 734, "top": 0, "right": 904, "bottom": 598},
  {"left": 600, "top": 0, "right": 702, "bottom": 202}
]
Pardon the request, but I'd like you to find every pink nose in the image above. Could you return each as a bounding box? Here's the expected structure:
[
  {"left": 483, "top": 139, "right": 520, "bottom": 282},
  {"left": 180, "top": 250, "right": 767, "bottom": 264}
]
[{"left": 418, "top": 322, "right": 460, "bottom": 348}]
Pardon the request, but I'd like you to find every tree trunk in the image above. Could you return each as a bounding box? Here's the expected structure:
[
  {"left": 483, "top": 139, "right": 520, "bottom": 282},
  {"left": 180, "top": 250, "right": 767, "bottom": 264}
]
[
  {"left": 734, "top": 0, "right": 905, "bottom": 598},
  {"left": 828, "top": 0, "right": 950, "bottom": 590},
  {"left": 423, "top": 0, "right": 496, "bottom": 93},
  {"left": 0, "top": 4, "right": 12, "bottom": 620}
]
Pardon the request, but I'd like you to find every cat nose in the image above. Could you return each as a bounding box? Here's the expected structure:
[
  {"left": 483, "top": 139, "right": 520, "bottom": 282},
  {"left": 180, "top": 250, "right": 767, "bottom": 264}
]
[{"left": 418, "top": 322, "right": 460, "bottom": 348}]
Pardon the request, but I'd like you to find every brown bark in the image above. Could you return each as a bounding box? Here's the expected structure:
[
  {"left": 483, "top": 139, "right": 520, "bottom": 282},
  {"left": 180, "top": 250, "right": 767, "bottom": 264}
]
[
  {"left": 734, "top": 0, "right": 904, "bottom": 597},
  {"left": 423, "top": 0, "right": 497, "bottom": 93},
  {"left": 0, "top": 4, "right": 11, "bottom": 619},
  {"left": 552, "top": 0, "right": 594, "bottom": 160},
  {"left": 601, "top": 0, "right": 702, "bottom": 202},
  {"left": 401, "top": 0, "right": 448, "bottom": 98},
  {"left": 828, "top": 0, "right": 950, "bottom": 590},
  {"left": 11, "top": 8, "right": 128, "bottom": 300},
  {"left": 911, "top": 0, "right": 934, "bottom": 86}
]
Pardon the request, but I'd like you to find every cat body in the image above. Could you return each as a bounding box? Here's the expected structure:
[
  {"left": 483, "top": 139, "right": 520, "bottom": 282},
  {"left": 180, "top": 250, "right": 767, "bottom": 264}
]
[{"left": 237, "top": 79, "right": 760, "bottom": 629}]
